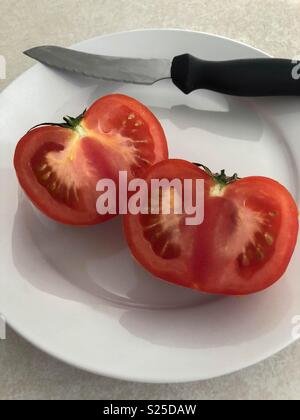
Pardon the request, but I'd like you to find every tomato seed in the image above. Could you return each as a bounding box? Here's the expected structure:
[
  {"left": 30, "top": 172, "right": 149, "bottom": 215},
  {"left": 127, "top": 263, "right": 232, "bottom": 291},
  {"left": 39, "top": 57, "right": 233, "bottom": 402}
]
[
  {"left": 264, "top": 233, "right": 274, "bottom": 246},
  {"left": 42, "top": 172, "right": 51, "bottom": 180},
  {"left": 241, "top": 253, "right": 250, "bottom": 267}
]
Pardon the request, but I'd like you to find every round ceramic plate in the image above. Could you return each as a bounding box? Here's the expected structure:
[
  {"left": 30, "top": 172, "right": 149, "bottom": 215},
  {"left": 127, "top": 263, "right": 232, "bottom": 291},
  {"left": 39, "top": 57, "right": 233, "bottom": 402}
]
[{"left": 1, "top": 29, "right": 300, "bottom": 383}]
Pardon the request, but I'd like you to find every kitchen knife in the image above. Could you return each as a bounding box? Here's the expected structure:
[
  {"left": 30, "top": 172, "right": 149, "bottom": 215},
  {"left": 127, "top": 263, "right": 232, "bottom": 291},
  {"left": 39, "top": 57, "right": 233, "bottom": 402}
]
[{"left": 24, "top": 45, "right": 300, "bottom": 96}]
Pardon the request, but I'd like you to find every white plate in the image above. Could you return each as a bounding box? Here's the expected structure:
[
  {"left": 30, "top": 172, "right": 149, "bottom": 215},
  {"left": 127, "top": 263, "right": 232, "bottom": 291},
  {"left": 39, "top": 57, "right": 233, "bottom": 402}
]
[{"left": 1, "top": 29, "right": 300, "bottom": 383}]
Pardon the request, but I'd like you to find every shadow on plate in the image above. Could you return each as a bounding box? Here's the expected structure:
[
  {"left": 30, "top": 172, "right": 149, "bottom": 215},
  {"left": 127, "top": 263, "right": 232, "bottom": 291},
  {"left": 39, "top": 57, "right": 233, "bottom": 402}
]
[
  {"left": 11, "top": 195, "right": 216, "bottom": 310},
  {"left": 119, "top": 278, "right": 292, "bottom": 349},
  {"left": 89, "top": 80, "right": 264, "bottom": 143}
]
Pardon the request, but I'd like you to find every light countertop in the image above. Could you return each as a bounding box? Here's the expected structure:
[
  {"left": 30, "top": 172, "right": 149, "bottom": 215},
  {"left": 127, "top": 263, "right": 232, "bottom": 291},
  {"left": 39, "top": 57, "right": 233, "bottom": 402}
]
[{"left": 1, "top": 0, "right": 300, "bottom": 400}]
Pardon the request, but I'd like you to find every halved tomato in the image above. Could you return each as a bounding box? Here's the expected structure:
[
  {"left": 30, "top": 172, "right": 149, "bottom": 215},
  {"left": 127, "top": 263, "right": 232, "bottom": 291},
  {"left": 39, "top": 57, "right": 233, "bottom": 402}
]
[
  {"left": 123, "top": 159, "right": 299, "bottom": 295},
  {"left": 14, "top": 94, "right": 168, "bottom": 225}
]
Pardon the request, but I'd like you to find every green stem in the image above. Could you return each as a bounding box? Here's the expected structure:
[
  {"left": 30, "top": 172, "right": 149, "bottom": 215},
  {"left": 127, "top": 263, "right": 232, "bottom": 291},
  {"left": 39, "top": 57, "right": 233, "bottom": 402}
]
[
  {"left": 193, "top": 162, "right": 240, "bottom": 186},
  {"left": 28, "top": 109, "right": 86, "bottom": 132}
]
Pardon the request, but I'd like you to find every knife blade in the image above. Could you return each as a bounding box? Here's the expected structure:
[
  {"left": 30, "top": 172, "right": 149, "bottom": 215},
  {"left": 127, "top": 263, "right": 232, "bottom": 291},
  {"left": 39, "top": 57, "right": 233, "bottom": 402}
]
[
  {"left": 24, "top": 45, "right": 300, "bottom": 96},
  {"left": 24, "top": 46, "right": 171, "bottom": 85}
]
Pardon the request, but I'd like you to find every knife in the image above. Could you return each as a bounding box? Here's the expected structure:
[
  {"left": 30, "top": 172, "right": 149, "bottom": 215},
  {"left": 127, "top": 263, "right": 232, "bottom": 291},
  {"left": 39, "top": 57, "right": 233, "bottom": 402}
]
[{"left": 24, "top": 45, "right": 300, "bottom": 96}]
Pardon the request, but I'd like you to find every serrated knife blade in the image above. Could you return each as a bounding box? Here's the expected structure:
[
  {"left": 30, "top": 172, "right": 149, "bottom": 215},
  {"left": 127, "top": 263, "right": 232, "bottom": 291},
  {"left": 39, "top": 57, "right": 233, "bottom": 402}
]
[{"left": 24, "top": 45, "right": 172, "bottom": 85}]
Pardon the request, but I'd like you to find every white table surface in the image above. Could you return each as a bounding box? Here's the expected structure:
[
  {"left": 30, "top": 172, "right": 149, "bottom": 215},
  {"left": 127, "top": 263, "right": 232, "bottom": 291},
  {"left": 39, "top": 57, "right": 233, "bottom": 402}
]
[{"left": 1, "top": 0, "right": 300, "bottom": 400}]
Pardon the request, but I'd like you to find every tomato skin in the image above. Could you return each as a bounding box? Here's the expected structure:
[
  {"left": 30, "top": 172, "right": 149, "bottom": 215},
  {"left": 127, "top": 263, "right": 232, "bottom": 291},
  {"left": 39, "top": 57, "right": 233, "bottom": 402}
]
[
  {"left": 123, "top": 159, "right": 299, "bottom": 296},
  {"left": 14, "top": 94, "right": 168, "bottom": 226}
]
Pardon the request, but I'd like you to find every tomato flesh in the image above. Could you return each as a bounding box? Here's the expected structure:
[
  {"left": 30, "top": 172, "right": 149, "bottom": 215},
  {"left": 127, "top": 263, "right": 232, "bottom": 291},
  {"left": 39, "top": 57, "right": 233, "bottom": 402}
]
[
  {"left": 124, "top": 159, "right": 299, "bottom": 295},
  {"left": 14, "top": 94, "right": 168, "bottom": 225}
]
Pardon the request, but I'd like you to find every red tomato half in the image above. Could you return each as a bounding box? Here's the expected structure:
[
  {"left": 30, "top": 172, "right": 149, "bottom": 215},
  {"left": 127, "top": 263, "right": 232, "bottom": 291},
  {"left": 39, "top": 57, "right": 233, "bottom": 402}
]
[
  {"left": 124, "top": 159, "right": 299, "bottom": 295},
  {"left": 14, "top": 94, "right": 168, "bottom": 225}
]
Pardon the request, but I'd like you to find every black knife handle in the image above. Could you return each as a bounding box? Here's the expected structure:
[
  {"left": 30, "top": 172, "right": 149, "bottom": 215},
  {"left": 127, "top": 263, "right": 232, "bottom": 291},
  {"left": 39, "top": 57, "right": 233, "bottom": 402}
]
[{"left": 171, "top": 54, "right": 300, "bottom": 96}]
